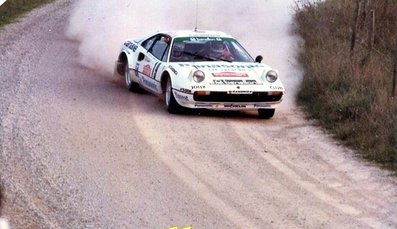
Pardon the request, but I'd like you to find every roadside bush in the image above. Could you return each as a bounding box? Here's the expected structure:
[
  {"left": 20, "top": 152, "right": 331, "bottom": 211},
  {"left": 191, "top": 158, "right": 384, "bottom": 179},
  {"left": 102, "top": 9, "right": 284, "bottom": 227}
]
[
  {"left": 0, "top": 0, "right": 54, "bottom": 28},
  {"left": 294, "top": 0, "right": 397, "bottom": 169}
]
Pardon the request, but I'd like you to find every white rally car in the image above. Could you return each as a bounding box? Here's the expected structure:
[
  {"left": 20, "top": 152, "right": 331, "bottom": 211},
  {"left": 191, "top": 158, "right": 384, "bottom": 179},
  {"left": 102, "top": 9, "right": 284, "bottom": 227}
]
[{"left": 114, "top": 30, "right": 285, "bottom": 119}]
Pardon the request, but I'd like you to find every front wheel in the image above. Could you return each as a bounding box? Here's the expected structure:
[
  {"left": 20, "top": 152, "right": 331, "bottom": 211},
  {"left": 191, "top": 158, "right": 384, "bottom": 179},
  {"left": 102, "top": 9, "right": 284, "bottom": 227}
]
[
  {"left": 258, "top": 109, "right": 275, "bottom": 119},
  {"left": 164, "top": 77, "right": 182, "bottom": 113},
  {"left": 124, "top": 61, "right": 141, "bottom": 92}
]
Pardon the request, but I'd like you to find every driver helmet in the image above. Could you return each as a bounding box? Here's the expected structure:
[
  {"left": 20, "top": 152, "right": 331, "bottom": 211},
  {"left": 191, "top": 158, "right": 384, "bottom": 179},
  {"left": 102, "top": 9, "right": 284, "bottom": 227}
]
[
  {"left": 172, "top": 43, "right": 184, "bottom": 58},
  {"left": 211, "top": 41, "right": 231, "bottom": 58},
  {"left": 210, "top": 41, "right": 226, "bottom": 56}
]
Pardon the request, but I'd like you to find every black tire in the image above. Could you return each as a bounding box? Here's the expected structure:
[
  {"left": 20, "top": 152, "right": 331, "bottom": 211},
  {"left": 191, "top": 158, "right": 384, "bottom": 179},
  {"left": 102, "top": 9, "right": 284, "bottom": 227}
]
[
  {"left": 164, "top": 77, "right": 182, "bottom": 113},
  {"left": 124, "top": 61, "right": 141, "bottom": 92},
  {"left": 113, "top": 62, "right": 123, "bottom": 86},
  {"left": 258, "top": 109, "right": 275, "bottom": 119}
]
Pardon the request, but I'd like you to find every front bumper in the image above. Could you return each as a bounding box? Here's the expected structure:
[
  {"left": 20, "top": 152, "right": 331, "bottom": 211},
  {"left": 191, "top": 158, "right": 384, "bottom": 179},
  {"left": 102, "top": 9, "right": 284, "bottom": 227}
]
[
  {"left": 173, "top": 89, "right": 284, "bottom": 110},
  {"left": 193, "top": 91, "right": 283, "bottom": 102}
]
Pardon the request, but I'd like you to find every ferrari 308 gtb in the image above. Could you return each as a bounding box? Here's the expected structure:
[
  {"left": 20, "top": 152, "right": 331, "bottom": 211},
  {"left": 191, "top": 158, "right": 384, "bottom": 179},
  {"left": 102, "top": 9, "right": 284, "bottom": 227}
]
[{"left": 114, "top": 30, "right": 285, "bottom": 119}]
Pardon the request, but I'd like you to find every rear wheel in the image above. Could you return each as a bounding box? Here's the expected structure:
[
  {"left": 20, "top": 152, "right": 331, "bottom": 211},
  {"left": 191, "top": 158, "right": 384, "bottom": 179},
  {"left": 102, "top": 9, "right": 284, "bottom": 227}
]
[
  {"left": 164, "top": 77, "right": 182, "bottom": 113},
  {"left": 258, "top": 109, "right": 275, "bottom": 119},
  {"left": 124, "top": 61, "right": 141, "bottom": 92}
]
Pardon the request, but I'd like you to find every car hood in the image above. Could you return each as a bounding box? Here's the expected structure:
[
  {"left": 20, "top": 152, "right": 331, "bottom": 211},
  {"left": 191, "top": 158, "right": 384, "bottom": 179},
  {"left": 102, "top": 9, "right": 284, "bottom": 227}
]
[{"left": 172, "top": 61, "right": 272, "bottom": 80}]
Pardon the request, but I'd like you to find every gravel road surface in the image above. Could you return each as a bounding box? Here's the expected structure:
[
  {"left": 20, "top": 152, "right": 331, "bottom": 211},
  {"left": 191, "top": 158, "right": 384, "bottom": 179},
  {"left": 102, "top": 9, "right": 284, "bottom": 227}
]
[{"left": 0, "top": 0, "right": 396, "bottom": 228}]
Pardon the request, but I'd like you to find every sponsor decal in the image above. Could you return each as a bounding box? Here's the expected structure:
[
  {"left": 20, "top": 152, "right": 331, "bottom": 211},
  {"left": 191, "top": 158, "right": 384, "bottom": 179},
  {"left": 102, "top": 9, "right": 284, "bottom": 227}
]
[
  {"left": 211, "top": 79, "right": 261, "bottom": 85},
  {"left": 227, "top": 91, "right": 253, "bottom": 94},
  {"left": 179, "top": 88, "right": 192, "bottom": 93},
  {"left": 124, "top": 41, "right": 138, "bottom": 52},
  {"left": 269, "top": 86, "right": 284, "bottom": 90},
  {"left": 224, "top": 104, "right": 247, "bottom": 108},
  {"left": 194, "top": 103, "right": 213, "bottom": 108},
  {"left": 192, "top": 85, "right": 205, "bottom": 89},
  {"left": 189, "top": 37, "right": 222, "bottom": 42},
  {"left": 169, "top": 66, "right": 178, "bottom": 75},
  {"left": 174, "top": 92, "right": 189, "bottom": 101},
  {"left": 177, "top": 63, "right": 262, "bottom": 71},
  {"left": 193, "top": 64, "right": 261, "bottom": 71},
  {"left": 212, "top": 72, "right": 248, "bottom": 77},
  {"left": 143, "top": 64, "right": 151, "bottom": 76},
  {"left": 254, "top": 104, "right": 271, "bottom": 108},
  {"left": 245, "top": 80, "right": 258, "bottom": 84},
  {"left": 142, "top": 77, "right": 157, "bottom": 91}
]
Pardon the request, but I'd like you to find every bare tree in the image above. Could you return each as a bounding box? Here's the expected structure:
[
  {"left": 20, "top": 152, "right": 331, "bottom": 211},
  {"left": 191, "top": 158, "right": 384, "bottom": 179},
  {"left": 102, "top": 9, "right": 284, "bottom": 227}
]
[
  {"left": 393, "top": 48, "right": 397, "bottom": 97},
  {"left": 382, "top": 0, "right": 389, "bottom": 21},
  {"left": 351, "top": 0, "right": 362, "bottom": 56},
  {"left": 368, "top": 10, "right": 375, "bottom": 52},
  {"left": 365, "top": 8, "right": 376, "bottom": 64},
  {"left": 361, "top": 0, "right": 370, "bottom": 29}
]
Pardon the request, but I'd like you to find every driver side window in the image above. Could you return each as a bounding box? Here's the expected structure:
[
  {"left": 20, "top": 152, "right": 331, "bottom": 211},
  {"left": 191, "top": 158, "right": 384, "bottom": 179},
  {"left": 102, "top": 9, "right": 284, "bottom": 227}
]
[
  {"left": 149, "top": 35, "right": 171, "bottom": 61},
  {"left": 142, "top": 36, "right": 157, "bottom": 50}
]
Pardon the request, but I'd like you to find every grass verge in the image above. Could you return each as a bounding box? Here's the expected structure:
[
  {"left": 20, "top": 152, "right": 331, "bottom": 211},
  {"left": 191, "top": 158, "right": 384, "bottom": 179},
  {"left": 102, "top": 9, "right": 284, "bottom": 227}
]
[
  {"left": 0, "top": 0, "right": 54, "bottom": 28},
  {"left": 294, "top": 0, "right": 397, "bottom": 170}
]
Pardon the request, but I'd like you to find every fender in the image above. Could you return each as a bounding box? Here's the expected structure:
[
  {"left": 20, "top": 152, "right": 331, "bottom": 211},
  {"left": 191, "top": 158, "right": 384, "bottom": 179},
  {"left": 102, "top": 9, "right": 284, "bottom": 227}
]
[
  {"left": 162, "top": 67, "right": 190, "bottom": 94},
  {"left": 116, "top": 50, "right": 140, "bottom": 83}
]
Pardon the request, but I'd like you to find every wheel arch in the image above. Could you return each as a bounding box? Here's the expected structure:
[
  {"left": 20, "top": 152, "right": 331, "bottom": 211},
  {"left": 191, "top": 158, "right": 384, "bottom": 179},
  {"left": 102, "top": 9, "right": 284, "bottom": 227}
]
[
  {"left": 160, "top": 71, "right": 171, "bottom": 93},
  {"left": 116, "top": 52, "right": 128, "bottom": 75}
]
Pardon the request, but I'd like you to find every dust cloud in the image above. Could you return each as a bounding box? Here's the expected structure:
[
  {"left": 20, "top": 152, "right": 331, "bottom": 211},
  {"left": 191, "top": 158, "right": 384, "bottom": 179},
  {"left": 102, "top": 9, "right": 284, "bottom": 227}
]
[{"left": 65, "top": 0, "right": 302, "bottom": 110}]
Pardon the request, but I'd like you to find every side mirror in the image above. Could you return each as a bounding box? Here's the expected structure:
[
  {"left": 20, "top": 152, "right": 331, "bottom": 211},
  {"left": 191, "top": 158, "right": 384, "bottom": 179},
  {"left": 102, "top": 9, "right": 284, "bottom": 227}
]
[
  {"left": 255, "top": 55, "right": 263, "bottom": 63},
  {"left": 138, "top": 52, "right": 145, "bottom": 61}
]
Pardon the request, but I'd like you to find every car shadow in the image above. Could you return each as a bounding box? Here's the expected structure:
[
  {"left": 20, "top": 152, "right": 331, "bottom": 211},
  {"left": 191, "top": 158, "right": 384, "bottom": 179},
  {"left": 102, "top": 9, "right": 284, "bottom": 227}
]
[{"left": 176, "top": 107, "right": 259, "bottom": 119}]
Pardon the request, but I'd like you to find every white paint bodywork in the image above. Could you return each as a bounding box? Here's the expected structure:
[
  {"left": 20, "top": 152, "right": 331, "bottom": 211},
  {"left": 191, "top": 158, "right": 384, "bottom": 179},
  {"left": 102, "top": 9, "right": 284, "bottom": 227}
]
[{"left": 116, "top": 30, "right": 285, "bottom": 111}]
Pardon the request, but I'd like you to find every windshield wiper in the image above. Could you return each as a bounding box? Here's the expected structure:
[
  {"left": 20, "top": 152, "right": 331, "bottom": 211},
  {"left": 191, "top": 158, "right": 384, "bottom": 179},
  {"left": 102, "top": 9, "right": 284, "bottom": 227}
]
[
  {"left": 211, "top": 56, "right": 232, "bottom": 63},
  {"left": 183, "top": 51, "right": 232, "bottom": 62},
  {"left": 183, "top": 51, "right": 212, "bottom": 61}
]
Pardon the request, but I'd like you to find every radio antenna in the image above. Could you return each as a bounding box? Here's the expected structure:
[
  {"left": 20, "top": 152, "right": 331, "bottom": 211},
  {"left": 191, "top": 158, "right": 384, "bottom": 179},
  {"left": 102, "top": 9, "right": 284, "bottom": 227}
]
[{"left": 194, "top": 0, "right": 198, "bottom": 31}]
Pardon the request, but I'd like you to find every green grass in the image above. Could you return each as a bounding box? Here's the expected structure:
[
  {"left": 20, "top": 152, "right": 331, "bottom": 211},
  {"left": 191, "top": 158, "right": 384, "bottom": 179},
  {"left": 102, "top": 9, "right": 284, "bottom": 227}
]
[
  {"left": 0, "top": 0, "right": 54, "bottom": 28},
  {"left": 294, "top": 0, "right": 397, "bottom": 170}
]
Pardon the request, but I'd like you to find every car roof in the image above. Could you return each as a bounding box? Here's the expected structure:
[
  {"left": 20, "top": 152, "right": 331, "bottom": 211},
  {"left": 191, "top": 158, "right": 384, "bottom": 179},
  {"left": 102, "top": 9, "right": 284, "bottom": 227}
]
[{"left": 158, "top": 30, "right": 234, "bottom": 39}]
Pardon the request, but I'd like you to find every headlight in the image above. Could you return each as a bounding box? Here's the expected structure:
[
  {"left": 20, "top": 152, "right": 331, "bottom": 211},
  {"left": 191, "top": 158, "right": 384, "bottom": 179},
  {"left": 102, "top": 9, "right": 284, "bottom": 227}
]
[
  {"left": 263, "top": 70, "right": 278, "bottom": 83},
  {"left": 193, "top": 70, "right": 205, "bottom": 83}
]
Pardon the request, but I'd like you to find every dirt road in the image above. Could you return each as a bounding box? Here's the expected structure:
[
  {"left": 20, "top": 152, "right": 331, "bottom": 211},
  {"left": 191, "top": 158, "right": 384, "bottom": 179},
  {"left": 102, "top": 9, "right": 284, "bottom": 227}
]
[{"left": 0, "top": 1, "right": 396, "bottom": 228}]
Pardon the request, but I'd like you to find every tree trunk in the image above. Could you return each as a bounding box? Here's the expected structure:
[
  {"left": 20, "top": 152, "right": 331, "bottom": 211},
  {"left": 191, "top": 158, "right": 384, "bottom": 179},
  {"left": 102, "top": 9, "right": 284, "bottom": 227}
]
[
  {"left": 351, "top": 0, "right": 362, "bottom": 56},
  {"left": 393, "top": 50, "right": 397, "bottom": 97},
  {"left": 382, "top": 0, "right": 389, "bottom": 21},
  {"left": 368, "top": 9, "right": 375, "bottom": 56}
]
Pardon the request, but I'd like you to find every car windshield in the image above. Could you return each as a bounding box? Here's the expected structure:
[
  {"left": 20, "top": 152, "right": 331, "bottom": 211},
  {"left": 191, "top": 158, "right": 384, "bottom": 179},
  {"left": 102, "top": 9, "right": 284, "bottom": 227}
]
[{"left": 169, "top": 37, "right": 254, "bottom": 63}]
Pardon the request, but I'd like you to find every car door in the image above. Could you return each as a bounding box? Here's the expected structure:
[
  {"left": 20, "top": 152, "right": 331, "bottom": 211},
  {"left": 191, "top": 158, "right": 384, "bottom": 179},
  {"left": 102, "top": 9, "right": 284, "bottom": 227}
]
[{"left": 137, "top": 34, "right": 170, "bottom": 94}]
